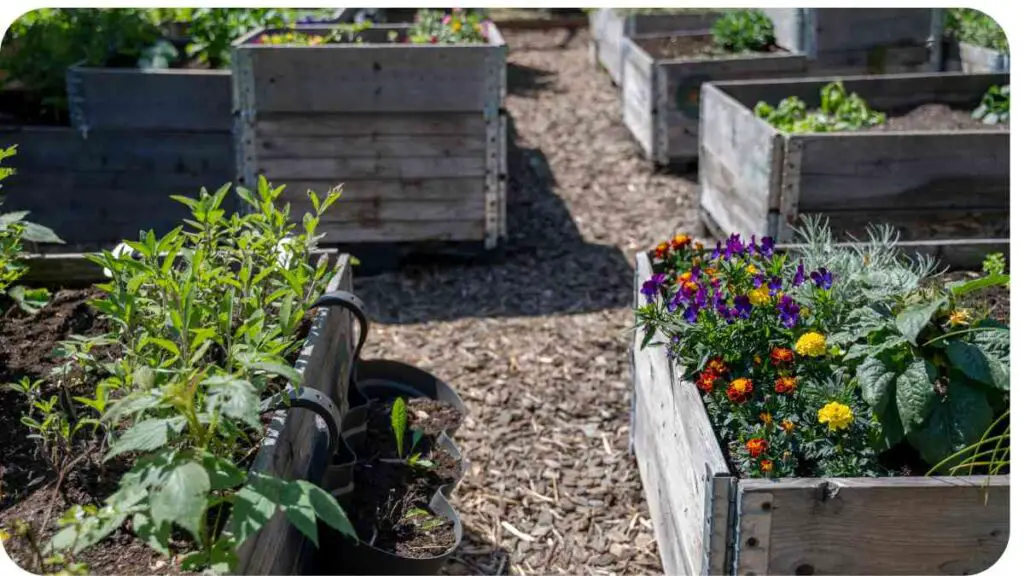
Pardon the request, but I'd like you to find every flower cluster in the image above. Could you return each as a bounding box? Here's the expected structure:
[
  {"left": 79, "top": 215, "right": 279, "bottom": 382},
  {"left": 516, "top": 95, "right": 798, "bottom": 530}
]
[
  {"left": 409, "top": 8, "right": 490, "bottom": 44},
  {"left": 638, "top": 232, "right": 875, "bottom": 478}
]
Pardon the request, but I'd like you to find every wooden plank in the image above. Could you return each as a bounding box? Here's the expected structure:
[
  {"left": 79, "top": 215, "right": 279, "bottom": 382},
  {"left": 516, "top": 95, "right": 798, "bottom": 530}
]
[
  {"left": 819, "top": 207, "right": 1009, "bottom": 243},
  {"left": 698, "top": 82, "right": 781, "bottom": 238},
  {"left": 257, "top": 133, "right": 487, "bottom": 158},
  {"left": 807, "top": 44, "right": 933, "bottom": 75},
  {"left": 632, "top": 251, "right": 732, "bottom": 576},
  {"left": 317, "top": 196, "right": 485, "bottom": 224},
  {"left": 944, "top": 40, "right": 1010, "bottom": 73},
  {"left": 259, "top": 156, "right": 486, "bottom": 180},
  {"left": 762, "top": 9, "right": 806, "bottom": 55},
  {"left": 590, "top": 8, "right": 627, "bottom": 84},
  {"left": 66, "top": 66, "right": 232, "bottom": 132},
  {"left": 236, "top": 256, "right": 355, "bottom": 575},
  {"left": 316, "top": 219, "right": 484, "bottom": 243},
  {"left": 628, "top": 11, "right": 723, "bottom": 35},
  {"left": 738, "top": 476, "right": 1010, "bottom": 575},
  {"left": 279, "top": 178, "right": 485, "bottom": 201},
  {"left": 765, "top": 9, "right": 935, "bottom": 55},
  {"left": 621, "top": 37, "right": 655, "bottom": 159},
  {"left": 256, "top": 112, "right": 486, "bottom": 137}
]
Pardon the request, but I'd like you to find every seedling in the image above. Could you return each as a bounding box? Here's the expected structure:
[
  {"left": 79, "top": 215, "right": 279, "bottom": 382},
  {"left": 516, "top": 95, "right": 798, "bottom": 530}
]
[
  {"left": 388, "top": 398, "right": 434, "bottom": 468},
  {"left": 755, "top": 81, "right": 885, "bottom": 133},
  {"left": 972, "top": 84, "right": 1009, "bottom": 125}
]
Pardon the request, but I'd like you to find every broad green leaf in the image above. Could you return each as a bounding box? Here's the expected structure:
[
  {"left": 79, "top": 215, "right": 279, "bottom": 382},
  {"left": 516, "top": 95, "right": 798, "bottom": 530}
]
[
  {"left": 8, "top": 285, "right": 51, "bottom": 314},
  {"left": 280, "top": 480, "right": 319, "bottom": 546},
  {"left": 103, "top": 391, "right": 161, "bottom": 424},
  {"left": 150, "top": 460, "right": 210, "bottom": 543},
  {"left": 0, "top": 210, "right": 28, "bottom": 226},
  {"left": 21, "top": 221, "right": 64, "bottom": 244},
  {"left": 230, "top": 476, "right": 281, "bottom": 544},
  {"left": 306, "top": 481, "right": 357, "bottom": 541},
  {"left": 132, "top": 513, "right": 171, "bottom": 555},
  {"left": 945, "top": 341, "right": 994, "bottom": 386},
  {"left": 972, "top": 323, "right": 1010, "bottom": 360},
  {"left": 907, "top": 378, "right": 994, "bottom": 466},
  {"left": 895, "top": 298, "right": 946, "bottom": 344},
  {"left": 206, "top": 376, "right": 260, "bottom": 428},
  {"left": 141, "top": 337, "right": 182, "bottom": 359},
  {"left": 391, "top": 397, "right": 407, "bottom": 458},
  {"left": 895, "top": 358, "right": 938, "bottom": 434},
  {"left": 856, "top": 354, "right": 896, "bottom": 413},
  {"left": 946, "top": 274, "right": 1009, "bottom": 296},
  {"left": 201, "top": 453, "right": 246, "bottom": 491},
  {"left": 105, "top": 417, "right": 185, "bottom": 461},
  {"left": 242, "top": 359, "right": 302, "bottom": 385}
]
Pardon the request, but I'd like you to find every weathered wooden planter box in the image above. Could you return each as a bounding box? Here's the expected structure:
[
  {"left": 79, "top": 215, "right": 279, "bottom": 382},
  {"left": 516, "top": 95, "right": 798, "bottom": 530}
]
[
  {"left": 0, "top": 124, "right": 235, "bottom": 250},
  {"left": 630, "top": 250, "right": 1009, "bottom": 576},
  {"left": 699, "top": 72, "right": 1010, "bottom": 243},
  {"left": 232, "top": 24, "right": 508, "bottom": 249},
  {"left": 943, "top": 39, "right": 1010, "bottom": 73},
  {"left": 621, "top": 32, "right": 807, "bottom": 166},
  {"left": 588, "top": 8, "right": 723, "bottom": 85},
  {"left": 763, "top": 8, "right": 943, "bottom": 75},
  {"left": 66, "top": 65, "right": 232, "bottom": 132}
]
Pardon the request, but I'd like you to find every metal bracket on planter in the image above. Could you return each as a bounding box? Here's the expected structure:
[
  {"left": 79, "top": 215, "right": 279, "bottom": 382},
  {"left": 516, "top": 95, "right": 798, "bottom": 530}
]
[
  {"left": 259, "top": 386, "right": 342, "bottom": 456},
  {"left": 310, "top": 290, "right": 369, "bottom": 386}
]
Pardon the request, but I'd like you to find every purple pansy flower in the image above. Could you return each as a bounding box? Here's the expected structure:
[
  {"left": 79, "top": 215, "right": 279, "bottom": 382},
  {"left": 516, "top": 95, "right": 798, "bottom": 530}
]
[
  {"left": 760, "top": 236, "right": 775, "bottom": 258},
  {"left": 747, "top": 235, "right": 760, "bottom": 256},
  {"left": 733, "top": 294, "right": 752, "bottom": 319},
  {"left": 793, "top": 261, "right": 806, "bottom": 287},
  {"left": 767, "top": 276, "right": 782, "bottom": 296},
  {"left": 776, "top": 294, "right": 801, "bottom": 328},
  {"left": 683, "top": 304, "right": 700, "bottom": 324},
  {"left": 711, "top": 241, "right": 723, "bottom": 260},
  {"left": 641, "top": 273, "right": 667, "bottom": 303},
  {"left": 810, "top": 267, "right": 833, "bottom": 290},
  {"left": 725, "top": 234, "right": 744, "bottom": 259},
  {"left": 668, "top": 288, "right": 687, "bottom": 312},
  {"left": 752, "top": 274, "right": 765, "bottom": 288}
]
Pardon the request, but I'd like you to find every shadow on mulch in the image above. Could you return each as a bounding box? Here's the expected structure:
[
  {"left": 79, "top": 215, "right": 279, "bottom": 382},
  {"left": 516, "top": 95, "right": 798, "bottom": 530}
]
[
  {"left": 507, "top": 62, "right": 556, "bottom": 97},
  {"left": 352, "top": 112, "right": 635, "bottom": 324},
  {"left": 443, "top": 525, "right": 512, "bottom": 575}
]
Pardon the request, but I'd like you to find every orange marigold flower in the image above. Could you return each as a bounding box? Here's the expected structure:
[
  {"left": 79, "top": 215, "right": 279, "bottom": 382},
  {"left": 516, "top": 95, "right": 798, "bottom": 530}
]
[
  {"left": 677, "top": 271, "right": 692, "bottom": 284},
  {"left": 781, "top": 420, "right": 795, "bottom": 434},
  {"left": 694, "top": 241, "right": 704, "bottom": 251},
  {"left": 745, "top": 438, "right": 768, "bottom": 458},
  {"left": 769, "top": 347, "right": 794, "bottom": 365},
  {"left": 753, "top": 355, "right": 762, "bottom": 365},
  {"left": 671, "top": 234, "right": 692, "bottom": 249},
  {"left": 759, "top": 412, "right": 772, "bottom": 425},
  {"left": 696, "top": 371, "right": 716, "bottom": 393},
  {"left": 775, "top": 376, "right": 797, "bottom": 395},
  {"left": 654, "top": 242, "right": 670, "bottom": 259},
  {"left": 706, "top": 357, "right": 727, "bottom": 376},
  {"left": 727, "top": 378, "right": 754, "bottom": 403},
  {"left": 760, "top": 459, "right": 774, "bottom": 474}
]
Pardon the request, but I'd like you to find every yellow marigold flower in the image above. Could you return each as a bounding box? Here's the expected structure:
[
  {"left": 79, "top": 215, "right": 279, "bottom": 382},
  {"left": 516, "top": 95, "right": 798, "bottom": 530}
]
[
  {"left": 781, "top": 420, "right": 795, "bottom": 434},
  {"left": 694, "top": 241, "right": 704, "bottom": 251},
  {"left": 949, "top": 308, "right": 972, "bottom": 326},
  {"left": 795, "top": 332, "right": 827, "bottom": 357},
  {"left": 749, "top": 285, "right": 771, "bottom": 306},
  {"left": 746, "top": 264, "right": 759, "bottom": 275},
  {"left": 818, "top": 401, "right": 854, "bottom": 432},
  {"left": 799, "top": 307, "right": 810, "bottom": 318},
  {"left": 451, "top": 20, "right": 463, "bottom": 32},
  {"left": 759, "top": 412, "right": 772, "bottom": 425}
]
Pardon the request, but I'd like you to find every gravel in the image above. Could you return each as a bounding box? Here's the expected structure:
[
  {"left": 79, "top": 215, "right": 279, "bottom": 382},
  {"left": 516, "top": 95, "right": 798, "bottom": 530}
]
[{"left": 354, "top": 28, "right": 702, "bottom": 575}]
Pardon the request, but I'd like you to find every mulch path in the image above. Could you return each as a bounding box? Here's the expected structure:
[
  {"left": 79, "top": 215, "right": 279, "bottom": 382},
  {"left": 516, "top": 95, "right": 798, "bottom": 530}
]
[{"left": 353, "top": 28, "right": 700, "bottom": 575}]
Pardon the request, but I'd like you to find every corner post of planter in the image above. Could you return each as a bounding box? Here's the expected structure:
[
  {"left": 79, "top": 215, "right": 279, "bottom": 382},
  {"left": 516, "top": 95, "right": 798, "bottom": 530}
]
[
  {"left": 702, "top": 467, "right": 738, "bottom": 576},
  {"left": 231, "top": 30, "right": 260, "bottom": 201},
  {"left": 732, "top": 488, "right": 773, "bottom": 576},
  {"left": 799, "top": 9, "right": 817, "bottom": 61},
  {"left": 776, "top": 136, "right": 803, "bottom": 243},
  {"left": 483, "top": 23, "right": 509, "bottom": 250},
  {"left": 928, "top": 8, "right": 946, "bottom": 71},
  {"left": 64, "top": 61, "right": 90, "bottom": 139}
]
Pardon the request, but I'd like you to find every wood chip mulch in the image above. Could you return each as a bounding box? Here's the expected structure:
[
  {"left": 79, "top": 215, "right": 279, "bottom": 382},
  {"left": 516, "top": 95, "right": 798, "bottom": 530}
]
[{"left": 354, "top": 29, "right": 701, "bottom": 575}]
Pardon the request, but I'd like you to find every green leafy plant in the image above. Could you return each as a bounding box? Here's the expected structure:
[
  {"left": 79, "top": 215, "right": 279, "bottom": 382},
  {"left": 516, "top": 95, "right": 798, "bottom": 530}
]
[
  {"left": 927, "top": 409, "right": 1008, "bottom": 477},
  {"left": 982, "top": 252, "right": 1007, "bottom": 279},
  {"left": 710, "top": 9, "right": 774, "bottom": 53},
  {"left": 391, "top": 397, "right": 408, "bottom": 458},
  {"left": 408, "top": 9, "right": 491, "bottom": 44},
  {"left": 946, "top": 8, "right": 1008, "bottom": 52},
  {"left": 755, "top": 81, "right": 886, "bottom": 133},
  {"left": 34, "top": 178, "right": 357, "bottom": 573},
  {"left": 972, "top": 84, "right": 1009, "bottom": 125},
  {"left": 184, "top": 9, "right": 329, "bottom": 67}
]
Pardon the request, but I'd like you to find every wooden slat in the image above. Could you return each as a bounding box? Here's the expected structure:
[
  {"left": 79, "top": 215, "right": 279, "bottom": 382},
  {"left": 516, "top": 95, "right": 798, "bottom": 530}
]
[
  {"left": 257, "top": 133, "right": 487, "bottom": 159},
  {"left": 279, "top": 178, "right": 485, "bottom": 201},
  {"left": 621, "top": 37, "right": 655, "bottom": 158},
  {"left": 738, "top": 476, "right": 1010, "bottom": 575},
  {"left": 632, "top": 251, "right": 732, "bottom": 576},
  {"left": 765, "top": 9, "right": 935, "bottom": 55},
  {"left": 66, "top": 66, "right": 232, "bottom": 132},
  {"left": 762, "top": 9, "right": 806, "bottom": 55},
  {"left": 698, "top": 82, "right": 780, "bottom": 238},
  {"left": 255, "top": 113, "right": 486, "bottom": 137},
  {"left": 317, "top": 219, "right": 484, "bottom": 243},
  {"left": 944, "top": 40, "right": 1010, "bottom": 73},
  {"left": 236, "top": 256, "right": 355, "bottom": 575},
  {"left": 260, "top": 156, "right": 485, "bottom": 180},
  {"left": 807, "top": 44, "right": 933, "bottom": 75},
  {"left": 318, "top": 196, "right": 485, "bottom": 224}
]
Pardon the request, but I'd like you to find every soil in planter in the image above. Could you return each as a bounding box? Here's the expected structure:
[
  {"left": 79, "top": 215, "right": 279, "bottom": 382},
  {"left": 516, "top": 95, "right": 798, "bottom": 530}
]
[
  {"left": 635, "top": 35, "right": 783, "bottom": 60},
  {"left": 348, "top": 459, "right": 458, "bottom": 559},
  {"left": 364, "top": 397, "right": 464, "bottom": 487},
  {"left": 864, "top": 103, "right": 1010, "bottom": 132},
  {"left": 931, "top": 271, "right": 1010, "bottom": 324}
]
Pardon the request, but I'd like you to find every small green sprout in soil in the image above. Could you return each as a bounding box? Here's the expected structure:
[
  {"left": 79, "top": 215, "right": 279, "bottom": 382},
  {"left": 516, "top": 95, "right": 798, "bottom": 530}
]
[
  {"left": 755, "top": 81, "right": 886, "bottom": 133},
  {"left": 946, "top": 8, "right": 1008, "bottom": 52},
  {"left": 389, "top": 397, "right": 433, "bottom": 468},
  {"left": 972, "top": 84, "right": 1009, "bottom": 125}
]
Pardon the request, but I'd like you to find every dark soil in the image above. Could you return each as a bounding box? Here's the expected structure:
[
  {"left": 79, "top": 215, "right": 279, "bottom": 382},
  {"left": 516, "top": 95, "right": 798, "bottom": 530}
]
[
  {"left": 364, "top": 398, "right": 464, "bottom": 487},
  {"left": 408, "top": 398, "right": 465, "bottom": 437},
  {"left": 349, "top": 459, "right": 458, "bottom": 559},
  {"left": 933, "top": 271, "right": 1010, "bottom": 324},
  {"left": 866, "top": 103, "right": 1010, "bottom": 132},
  {"left": 635, "top": 34, "right": 781, "bottom": 60}
]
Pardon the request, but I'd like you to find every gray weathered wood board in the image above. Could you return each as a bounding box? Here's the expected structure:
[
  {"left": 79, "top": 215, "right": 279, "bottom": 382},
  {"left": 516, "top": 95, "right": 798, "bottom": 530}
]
[
  {"left": 699, "top": 72, "right": 1010, "bottom": 243},
  {"left": 66, "top": 66, "right": 232, "bottom": 132},
  {"left": 588, "top": 8, "right": 723, "bottom": 85},
  {"left": 0, "top": 125, "right": 234, "bottom": 248},
  {"left": 234, "top": 255, "right": 355, "bottom": 575},
  {"left": 621, "top": 33, "right": 806, "bottom": 166},
  {"left": 631, "top": 251, "right": 1010, "bottom": 575},
  {"left": 944, "top": 39, "right": 1010, "bottom": 73},
  {"left": 763, "top": 8, "right": 942, "bottom": 74},
  {"left": 232, "top": 24, "right": 507, "bottom": 248}
]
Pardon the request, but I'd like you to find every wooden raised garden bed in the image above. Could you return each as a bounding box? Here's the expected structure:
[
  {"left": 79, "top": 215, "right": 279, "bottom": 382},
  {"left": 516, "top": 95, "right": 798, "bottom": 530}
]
[
  {"left": 943, "top": 39, "right": 1009, "bottom": 73},
  {"left": 699, "top": 72, "right": 1010, "bottom": 243},
  {"left": 588, "top": 8, "right": 723, "bottom": 86},
  {"left": 231, "top": 24, "right": 508, "bottom": 250},
  {"left": 763, "top": 8, "right": 943, "bottom": 75},
  {"left": 621, "top": 32, "right": 807, "bottom": 166},
  {"left": 0, "top": 124, "right": 234, "bottom": 250},
  {"left": 630, "top": 250, "right": 1009, "bottom": 576}
]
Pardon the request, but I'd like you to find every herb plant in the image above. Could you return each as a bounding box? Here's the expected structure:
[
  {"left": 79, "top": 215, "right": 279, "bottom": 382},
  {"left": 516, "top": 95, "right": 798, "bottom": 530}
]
[
  {"left": 408, "top": 9, "right": 491, "bottom": 44},
  {"left": 972, "top": 84, "right": 1009, "bottom": 125},
  {"left": 710, "top": 9, "right": 774, "bottom": 53},
  {"left": 982, "top": 252, "right": 1007, "bottom": 278},
  {"left": 945, "top": 8, "right": 1008, "bottom": 52},
  {"left": 755, "top": 81, "right": 886, "bottom": 133},
  {"left": 4, "top": 177, "right": 358, "bottom": 573},
  {"left": 392, "top": 397, "right": 408, "bottom": 458}
]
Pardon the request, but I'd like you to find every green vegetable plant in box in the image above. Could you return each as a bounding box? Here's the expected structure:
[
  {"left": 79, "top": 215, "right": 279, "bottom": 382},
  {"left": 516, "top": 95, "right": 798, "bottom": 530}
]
[{"left": 636, "top": 216, "right": 1010, "bottom": 479}]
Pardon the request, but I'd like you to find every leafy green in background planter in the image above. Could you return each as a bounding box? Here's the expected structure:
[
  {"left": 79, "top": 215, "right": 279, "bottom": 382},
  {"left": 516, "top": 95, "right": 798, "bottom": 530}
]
[
  {"left": 754, "top": 81, "right": 886, "bottom": 133},
  {"left": 946, "top": 8, "right": 1008, "bottom": 52},
  {"left": 710, "top": 9, "right": 775, "bottom": 53},
  {"left": 973, "top": 84, "right": 1009, "bottom": 125}
]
